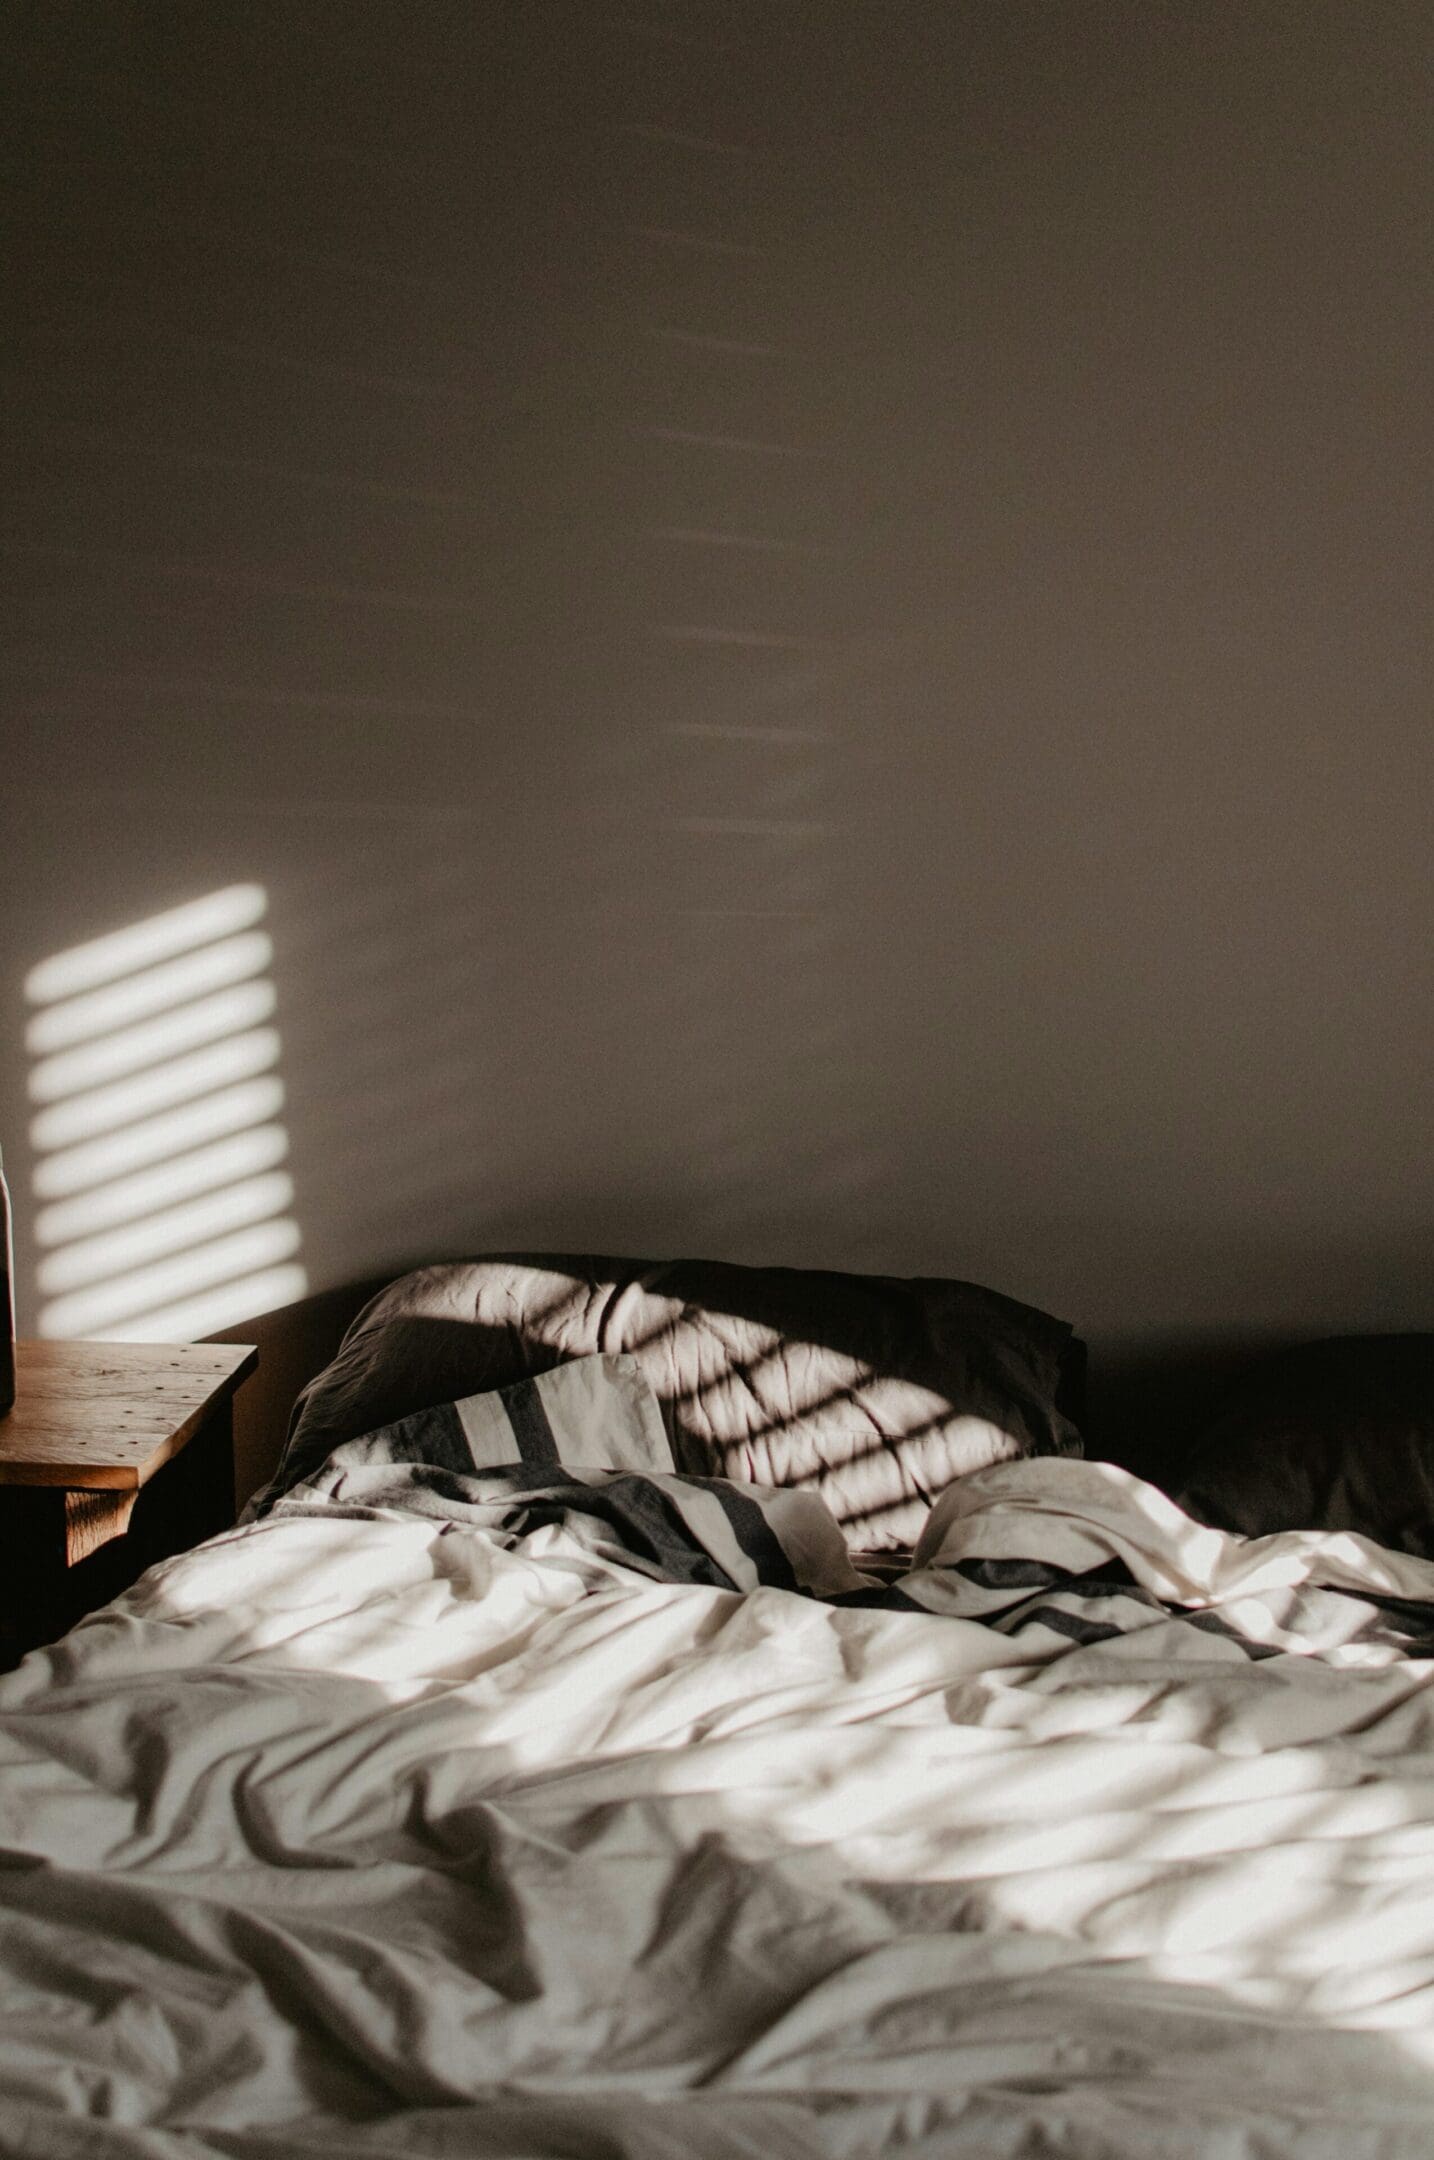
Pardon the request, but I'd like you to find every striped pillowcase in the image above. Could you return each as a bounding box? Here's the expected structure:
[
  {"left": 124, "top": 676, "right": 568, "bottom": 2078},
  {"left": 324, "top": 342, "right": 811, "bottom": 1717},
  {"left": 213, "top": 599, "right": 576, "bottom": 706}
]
[
  {"left": 317, "top": 1353, "right": 868, "bottom": 1597},
  {"left": 329, "top": 1353, "right": 677, "bottom": 1480},
  {"left": 456, "top": 1353, "right": 675, "bottom": 1475},
  {"left": 645, "top": 1473, "right": 868, "bottom": 1597}
]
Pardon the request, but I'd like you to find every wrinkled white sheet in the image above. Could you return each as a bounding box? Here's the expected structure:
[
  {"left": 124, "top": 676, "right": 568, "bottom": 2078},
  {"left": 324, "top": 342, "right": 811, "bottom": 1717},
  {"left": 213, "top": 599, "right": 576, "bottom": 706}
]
[{"left": 8, "top": 1460, "right": 1434, "bottom": 2156}]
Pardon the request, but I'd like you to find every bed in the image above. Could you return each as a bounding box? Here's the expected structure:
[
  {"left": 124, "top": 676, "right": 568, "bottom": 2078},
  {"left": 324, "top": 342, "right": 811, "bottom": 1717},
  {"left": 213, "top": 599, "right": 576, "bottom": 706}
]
[{"left": 3, "top": 1257, "right": 1434, "bottom": 2159}]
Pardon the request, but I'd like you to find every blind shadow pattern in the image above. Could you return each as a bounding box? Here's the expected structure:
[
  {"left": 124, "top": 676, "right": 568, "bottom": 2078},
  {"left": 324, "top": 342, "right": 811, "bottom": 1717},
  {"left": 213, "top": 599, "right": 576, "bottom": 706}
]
[{"left": 25, "top": 884, "right": 306, "bottom": 1340}]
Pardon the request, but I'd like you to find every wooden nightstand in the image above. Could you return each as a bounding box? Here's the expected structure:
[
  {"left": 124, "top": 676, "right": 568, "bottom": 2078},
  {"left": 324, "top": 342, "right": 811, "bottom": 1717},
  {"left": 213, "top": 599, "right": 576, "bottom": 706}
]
[{"left": 0, "top": 1339, "right": 257, "bottom": 1666}]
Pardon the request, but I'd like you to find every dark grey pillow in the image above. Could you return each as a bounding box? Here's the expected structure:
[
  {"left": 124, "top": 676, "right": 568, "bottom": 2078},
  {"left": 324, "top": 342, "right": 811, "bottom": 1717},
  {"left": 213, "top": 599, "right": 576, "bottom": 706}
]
[
  {"left": 1175, "top": 1335, "right": 1434, "bottom": 1556},
  {"left": 266, "top": 1252, "right": 1083, "bottom": 1549}
]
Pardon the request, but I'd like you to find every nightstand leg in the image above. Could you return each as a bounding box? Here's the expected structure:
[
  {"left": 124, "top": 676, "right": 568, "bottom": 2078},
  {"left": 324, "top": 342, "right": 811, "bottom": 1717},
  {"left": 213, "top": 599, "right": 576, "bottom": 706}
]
[
  {"left": 200, "top": 1395, "right": 237, "bottom": 1538},
  {"left": 173, "top": 1397, "right": 237, "bottom": 1549},
  {"left": 0, "top": 1487, "right": 119, "bottom": 1665},
  {"left": 62, "top": 1489, "right": 138, "bottom": 1565}
]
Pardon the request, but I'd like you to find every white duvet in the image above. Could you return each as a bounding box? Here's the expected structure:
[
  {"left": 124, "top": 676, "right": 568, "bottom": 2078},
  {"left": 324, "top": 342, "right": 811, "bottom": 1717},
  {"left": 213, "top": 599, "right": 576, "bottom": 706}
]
[{"left": 7, "top": 1460, "right": 1434, "bottom": 2157}]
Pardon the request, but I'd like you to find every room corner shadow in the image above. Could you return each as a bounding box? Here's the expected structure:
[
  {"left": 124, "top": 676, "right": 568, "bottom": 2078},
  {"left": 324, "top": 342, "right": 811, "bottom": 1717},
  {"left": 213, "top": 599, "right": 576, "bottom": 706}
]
[
  {"left": 1084, "top": 1330, "right": 1304, "bottom": 1490},
  {"left": 208, "top": 1269, "right": 405, "bottom": 1508}
]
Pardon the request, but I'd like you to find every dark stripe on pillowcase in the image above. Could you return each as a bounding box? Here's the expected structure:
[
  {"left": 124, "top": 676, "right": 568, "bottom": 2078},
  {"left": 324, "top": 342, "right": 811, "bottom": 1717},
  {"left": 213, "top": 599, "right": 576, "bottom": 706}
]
[
  {"left": 698, "top": 1478, "right": 800, "bottom": 1593},
  {"left": 828, "top": 1583, "right": 927, "bottom": 1612},
  {"left": 1002, "top": 1603, "right": 1125, "bottom": 1647},
  {"left": 993, "top": 1592, "right": 1282, "bottom": 1664},
  {"left": 955, "top": 1556, "right": 1078, "bottom": 1592},
  {"left": 499, "top": 1376, "right": 560, "bottom": 1468},
  {"left": 954, "top": 1556, "right": 1142, "bottom": 1594},
  {"left": 1179, "top": 1605, "right": 1281, "bottom": 1660},
  {"left": 520, "top": 1474, "right": 740, "bottom": 1592},
  {"left": 381, "top": 1402, "right": 475, "bottom": 1475}
]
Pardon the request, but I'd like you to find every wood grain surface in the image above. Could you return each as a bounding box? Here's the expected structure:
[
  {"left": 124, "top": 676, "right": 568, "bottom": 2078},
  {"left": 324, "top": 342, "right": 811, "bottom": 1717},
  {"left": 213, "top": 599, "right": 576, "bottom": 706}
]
[{"left": 0, "top": 1340, "right": 257, "bottom": 1490}]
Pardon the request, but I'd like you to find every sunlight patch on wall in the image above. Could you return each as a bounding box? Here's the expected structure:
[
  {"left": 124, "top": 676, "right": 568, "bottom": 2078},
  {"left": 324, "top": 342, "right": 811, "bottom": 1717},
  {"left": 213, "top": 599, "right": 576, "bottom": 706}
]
[{"left": 25, "top": 885, "right": 306, "bottom": 1341}]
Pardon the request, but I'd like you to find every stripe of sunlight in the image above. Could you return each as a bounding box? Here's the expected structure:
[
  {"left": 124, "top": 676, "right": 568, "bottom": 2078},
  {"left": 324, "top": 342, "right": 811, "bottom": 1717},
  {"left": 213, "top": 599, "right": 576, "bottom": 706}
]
[
  {"left": 30, "top": 1029, "right": 281, "bottom": 1153},
  {"left": 25, "top": 931, "right": 275, "bottom": 1055},
  {"left": 27, "top": 883, "right": 307, "bottom": 1343},
  {"left": 37, "top": 1171, "right": 295, "bottom": 1295},
  {"left": 28, "top": 980, "right": 277, "bottom": 1102},
  {"left": 40, "top": 1219, "right": 302, "bottom": 1338},
  {"left": 97, "top": 1265, "right": 310, "bottom": 1346},
  {"left": 23, "top": 884, "right": 268, "bottom": 1006},
  {"left": 35, "top": 1127, "right": 290, "bottom": 1247},
  {"left": 33, "top": 1077, "right": 286, "bottom": 1199}
]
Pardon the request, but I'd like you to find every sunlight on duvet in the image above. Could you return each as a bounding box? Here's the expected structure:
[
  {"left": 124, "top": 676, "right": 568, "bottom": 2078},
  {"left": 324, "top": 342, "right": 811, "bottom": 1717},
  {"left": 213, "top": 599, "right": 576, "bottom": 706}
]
[{"left": 25, "top": 885, "right": 306, "bottom": 1341}]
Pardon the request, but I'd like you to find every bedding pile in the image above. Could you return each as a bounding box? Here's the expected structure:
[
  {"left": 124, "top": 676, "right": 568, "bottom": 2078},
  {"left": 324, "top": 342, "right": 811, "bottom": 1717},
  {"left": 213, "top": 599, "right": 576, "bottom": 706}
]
[{"left": 9, "top": 1415, "right": 1434, "bottom": 2152}]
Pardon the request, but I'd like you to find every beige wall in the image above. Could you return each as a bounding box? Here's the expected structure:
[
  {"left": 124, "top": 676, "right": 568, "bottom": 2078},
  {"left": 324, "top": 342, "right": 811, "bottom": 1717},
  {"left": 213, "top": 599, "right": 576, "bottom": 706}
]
[{"left": 3, "top": 0, "right": 1430, "bottom": 1362}]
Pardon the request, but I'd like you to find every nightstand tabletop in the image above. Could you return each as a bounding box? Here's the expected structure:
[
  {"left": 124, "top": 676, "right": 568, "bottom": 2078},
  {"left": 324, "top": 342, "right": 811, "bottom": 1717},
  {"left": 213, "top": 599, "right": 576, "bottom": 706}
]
[{"left": 0, "top": 1339, "right": 258, "bottom": 1491}]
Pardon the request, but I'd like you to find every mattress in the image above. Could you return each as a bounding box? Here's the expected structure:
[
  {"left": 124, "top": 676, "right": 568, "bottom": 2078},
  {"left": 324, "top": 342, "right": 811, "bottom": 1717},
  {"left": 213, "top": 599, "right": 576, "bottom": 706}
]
[{"left": 6, "top": 1450, "right": 1434, "bottom": 2156}]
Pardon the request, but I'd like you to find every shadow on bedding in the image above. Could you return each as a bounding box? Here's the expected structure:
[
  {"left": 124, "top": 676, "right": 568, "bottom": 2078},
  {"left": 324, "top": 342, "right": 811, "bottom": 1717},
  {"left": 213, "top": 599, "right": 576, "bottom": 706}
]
[{"left": 7, "top": 1519, "right": 1434, "bottom": 2155}]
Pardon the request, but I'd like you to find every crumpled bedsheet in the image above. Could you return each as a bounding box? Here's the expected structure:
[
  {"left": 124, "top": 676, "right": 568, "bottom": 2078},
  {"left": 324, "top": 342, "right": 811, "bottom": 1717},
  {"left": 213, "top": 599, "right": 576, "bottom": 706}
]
[{"left": 7, "top": 1458, "right": 1434, "bottom": 2157}]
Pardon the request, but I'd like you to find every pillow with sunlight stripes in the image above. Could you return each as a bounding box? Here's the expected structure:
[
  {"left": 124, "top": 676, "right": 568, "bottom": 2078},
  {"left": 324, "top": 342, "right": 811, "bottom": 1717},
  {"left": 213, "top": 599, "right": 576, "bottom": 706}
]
[{"left": 272, "top": 1254, "right": 1084, "bottom": 1552}]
